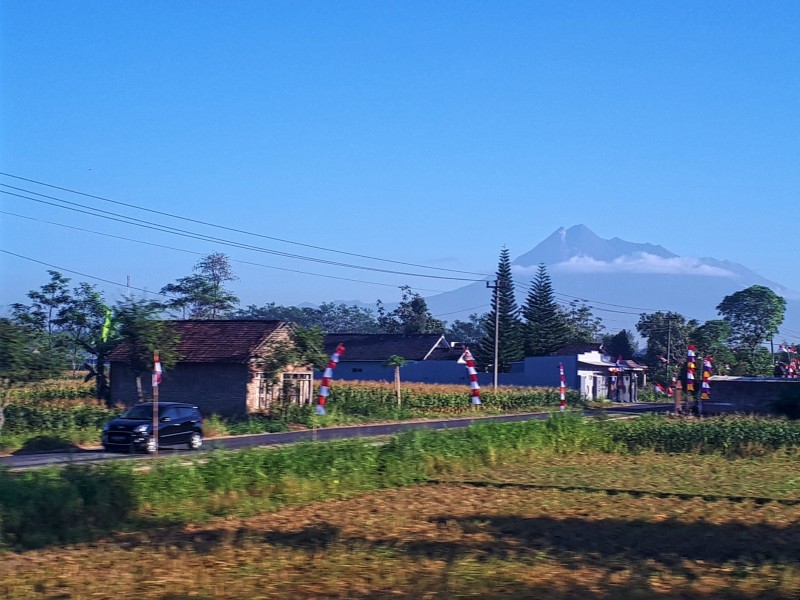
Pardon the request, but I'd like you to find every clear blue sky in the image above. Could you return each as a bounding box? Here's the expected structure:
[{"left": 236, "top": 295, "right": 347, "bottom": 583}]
[{"left": 1, "top": 1, "right": 798, "bottom": 317}]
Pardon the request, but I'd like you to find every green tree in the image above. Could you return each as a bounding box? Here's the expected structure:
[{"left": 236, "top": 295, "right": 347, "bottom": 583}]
[
  {"left": 602, "top": 329, "right": 638, "bottom": 360},
  {"left": 56, "top": 282, "right": 110, "bottom": 371},
  {"left": 383, "top": 355, "right": 407, "bottom": 407},
  {"left": 115, "top": 296, "right": 181, "bottom": 401},
  {"left": 11, "top": 270, "right": 73, "bottom": 366},
  {"left": 520, "top": 264, "right": 571, "bottom": 356},
  {"left": 716, "top": 285, "right": 786, "bottom": 358},
  {"left": 636, "top": 311, "right": 698, "bottom": 380},
  {"left": 476, "top": 248, "right": 523, "bottom": 372},
  {"left": 376, "top": 286, "right": 444, "bottom": 334},
  {"left": 161, "top": 252, "right": 240, "bottom": 319},
  {"left": 690, "top": 320, "right": 735, "bottom": 375},
  {"left": 561, "top": 300, "right": 605, "bottom": 344},
  {"left": 446, "top": 313, "right": 488, "bottom": 345}
]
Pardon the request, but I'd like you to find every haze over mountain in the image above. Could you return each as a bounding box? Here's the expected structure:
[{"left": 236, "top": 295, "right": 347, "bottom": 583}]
[{"left": 424, "top": 225, "right": 800, "bottom": 341}]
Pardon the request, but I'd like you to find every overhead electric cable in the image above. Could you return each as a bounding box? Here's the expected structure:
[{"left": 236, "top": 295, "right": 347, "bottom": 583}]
[
  {"left": 1, "top": 189, "right": 484, "bottom": 282},
  {"left": 0, "top": 211, "right": 449, "bottom": 293},
  {"left": 0, "top": 172, "right": 491, "bottom": 277},
  {"left": 0, "top": 249, "right": 167, "bottom": 297}
]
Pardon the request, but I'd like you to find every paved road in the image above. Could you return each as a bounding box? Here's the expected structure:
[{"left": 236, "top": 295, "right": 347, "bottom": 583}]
[{"left": 0, "top": 403, "right": 672, "bottom": 470}]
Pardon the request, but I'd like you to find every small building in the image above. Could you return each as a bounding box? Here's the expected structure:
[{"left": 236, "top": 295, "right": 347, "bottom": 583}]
[
  {"left": 108, "top": 320, "right": 313, "bottom": 417},
  {"left": 498, "top": 344, "right": 647, "bottom": 401},
  {"left": 322, "top": 333, "right": 465, "bottom": 383}
]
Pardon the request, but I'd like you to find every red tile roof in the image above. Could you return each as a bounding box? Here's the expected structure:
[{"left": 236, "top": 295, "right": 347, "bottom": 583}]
[{"left": 108, "top": 320, "right": 287, "bottom": 363}]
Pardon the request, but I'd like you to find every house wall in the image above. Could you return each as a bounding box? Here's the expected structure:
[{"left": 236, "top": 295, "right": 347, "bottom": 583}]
[
  {"left": 333, "top": 360, "right": 472, "bottom": 385},
  {"left": 703, "top": 377, "right": 800, "bottom": 415},
  {"left": 110, "top": 362, "right": 250, "bottom": 417},
  {"left": 328, "top": 356, "right": 578, "bottom": 390}
]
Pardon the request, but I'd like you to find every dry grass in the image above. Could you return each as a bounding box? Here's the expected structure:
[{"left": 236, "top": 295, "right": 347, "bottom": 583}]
[{"left": 3, "top": 452, "right": 800, "bottom": 599}]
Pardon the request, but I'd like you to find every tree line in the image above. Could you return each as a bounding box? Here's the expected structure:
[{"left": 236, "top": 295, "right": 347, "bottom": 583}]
[
  {"left": 1, "top": 249, "right": 790, "bottom": 403},
  {"left": 473, "top": 248, "right": 788, "bottom": 385}
]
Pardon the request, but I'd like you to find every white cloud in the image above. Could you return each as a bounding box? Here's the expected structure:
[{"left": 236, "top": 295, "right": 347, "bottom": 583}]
[{"left": 541, "top": 253, "right": 737, "bottom": 277}]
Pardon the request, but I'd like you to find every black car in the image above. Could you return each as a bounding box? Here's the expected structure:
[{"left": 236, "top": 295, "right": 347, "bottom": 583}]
[{"left": 102, "top": 402, "right": 204, "bottom": 453}]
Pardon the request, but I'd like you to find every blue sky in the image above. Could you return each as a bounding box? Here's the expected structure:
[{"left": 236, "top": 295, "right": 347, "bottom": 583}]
[{"left": 1, "top": 1, "right": 798, "bottom": 319}]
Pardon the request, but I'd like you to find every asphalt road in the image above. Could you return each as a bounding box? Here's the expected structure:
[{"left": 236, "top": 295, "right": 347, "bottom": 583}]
[{"left": 0, "top": 403, "right": 673, "bottom": 470}]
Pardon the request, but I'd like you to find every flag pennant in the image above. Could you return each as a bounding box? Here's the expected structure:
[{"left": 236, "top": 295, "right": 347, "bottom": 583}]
[
  {"left": 559, "top": 363, "right": 566, "bottom": 412},
  {"left": 152, "top": 355, "right": 162, "bottom": 388},
  {"left": 686, "top": 345, "right": 696, "bottom": 392},
  {"left": 317, "top": 344, "right": 345, "bottom": 415},
  {"left": 461, "top": 348, "right": 481, "bottom": 405},
  {"left": 700, "top": 356, "right": 712, "bottom": 401}
]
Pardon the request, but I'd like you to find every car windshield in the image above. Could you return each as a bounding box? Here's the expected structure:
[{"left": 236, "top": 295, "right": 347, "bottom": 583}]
[{"left": 122, "top": 405, "right": 159, "bottom": 419}]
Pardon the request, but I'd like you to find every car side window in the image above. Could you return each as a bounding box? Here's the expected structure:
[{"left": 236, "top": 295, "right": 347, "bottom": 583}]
[
  {"left": 162, "top": 407, "right": 179, "bottom": 421},
  {"left": 178, "top": 407, "right": 194, "bottom": 420}
]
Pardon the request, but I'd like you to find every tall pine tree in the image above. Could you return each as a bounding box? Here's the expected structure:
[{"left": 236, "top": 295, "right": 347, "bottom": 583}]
[
  {"left": 521, "top": 263, "right": 571, "bottom": 356},
  {"left": 476, "top": 247, "right": 523, "bottom": 372}
]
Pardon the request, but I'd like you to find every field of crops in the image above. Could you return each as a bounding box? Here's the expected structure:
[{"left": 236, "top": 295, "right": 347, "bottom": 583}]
[
  {"left": 2, "top": 415, "right": 800, "bottom": 598},
  {"left": 2, "top": 451, "right": 799, "bottom": 599}
]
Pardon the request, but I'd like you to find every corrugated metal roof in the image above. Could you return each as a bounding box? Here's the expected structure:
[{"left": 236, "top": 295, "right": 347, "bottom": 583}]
[{"left": 108, "top": 320, "right": 286, "bottom": 363}]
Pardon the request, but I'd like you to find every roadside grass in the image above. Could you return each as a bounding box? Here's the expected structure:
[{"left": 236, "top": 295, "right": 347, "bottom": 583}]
[
  {"left": 1, "top": 455, "right": 799, "bottom": 599},
  {"left": 0, "top": 379, "right": 577, "bottom": 453}
]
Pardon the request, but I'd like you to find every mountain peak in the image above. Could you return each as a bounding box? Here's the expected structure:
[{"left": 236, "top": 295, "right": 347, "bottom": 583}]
[{"left": 513, "top": 225, "right": 675, "bottom": 267}]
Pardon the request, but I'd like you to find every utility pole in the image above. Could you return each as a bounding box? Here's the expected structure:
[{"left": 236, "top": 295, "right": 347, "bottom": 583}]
[
  {"left": 486, "top": 280, "right": 499, "bottom": 392},
  {"left": 666, "top": 316, "right": 672, "bottom": 385}
]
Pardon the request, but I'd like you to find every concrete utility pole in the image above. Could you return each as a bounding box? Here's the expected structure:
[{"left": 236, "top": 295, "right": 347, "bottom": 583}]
[{"left": 486, "top": 280, "right": 499, "bottom": 393}]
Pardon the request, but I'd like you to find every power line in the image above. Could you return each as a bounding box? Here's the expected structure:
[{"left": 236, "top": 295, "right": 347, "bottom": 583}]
[
  {"left": 0, "top": 172, "right": 491, "bottom": 277},
  {"left": 1, "top": 188, "right": 484, "bottom": 282},
  {"left": 0, "top": 210, "right": 448, "bottom": 293},
  {"left": 0, "top": 249, "right": 167, "bottom": 297}
]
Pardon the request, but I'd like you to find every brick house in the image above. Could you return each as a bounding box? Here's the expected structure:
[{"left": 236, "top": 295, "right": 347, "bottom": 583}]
[{"left": 108, "top": 320, "right": 313, "bottom": 417}]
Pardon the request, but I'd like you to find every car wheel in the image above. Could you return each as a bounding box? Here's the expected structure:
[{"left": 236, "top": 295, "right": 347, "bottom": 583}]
[
  {"left": 145, "top": 437, "right": 158, "bottom": 454},
  {"left": 102, "top": 445, "right": 112, "bottom": 453},
  {"left": 188, "top": 431, "right": 203, "bottom": 450}
]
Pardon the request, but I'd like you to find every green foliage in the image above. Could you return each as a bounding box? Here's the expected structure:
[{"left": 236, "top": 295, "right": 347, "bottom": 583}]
[
  {"left": 376, "top": 285, "right": 444, "bottom": 334},
  {"left": 717, "top": 285, "right": 786, "bottom": 357},
  {"left": 5, "top": 413, "right": 800, "bottom": 549},
  {"left": 605, "top": 414, "right": 800, "bottom": 456},
  {"left": 602, "top": 329, "right": 638, "bottom": 360},
  {"left": 259, "top": 325, "right": 326, "bottom": 384},
  {"left": 0, "top": 400, "right": 119, "bottom": 433},
  {"left": 327, "top": 382, "right": 583, "bottom": 416},
  {"left": 0, "top": 319, "right": 63, "bottom": 386},
  {"left": 521, "top": 263, "right": 571, "bottom": 356},
  {"left": 160, "top": 252, "right": 240, "bottom": 319},
  {"left": 231, "top": 301, "right": 382, "bottom": 333},
  {"left": 561, "top": 299, "right": 605, "bottom": 344},
  {"left": 445, "top": 312, "right": 487, "bottom": 345},
  {"left": 114, "top": 296, "right": 181, "bottom": 379},
  {"left": 637, "top": 311, "right": 699, "bottom": 379}
]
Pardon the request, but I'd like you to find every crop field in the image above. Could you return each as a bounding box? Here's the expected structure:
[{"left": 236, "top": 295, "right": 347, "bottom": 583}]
[{"left": 2, "top": 448, "right": 799, "bottom": 599}]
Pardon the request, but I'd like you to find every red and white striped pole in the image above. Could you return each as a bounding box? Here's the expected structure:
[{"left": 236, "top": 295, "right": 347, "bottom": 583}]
[
  {"left": 559, "top": 363, "right": 566, "bottom": 412},
  {"left": 317, "top": 344, "right": 345, "bottom": 415},
  {"left": 462, "top": 348, "right": 481, "bottom": 405}
]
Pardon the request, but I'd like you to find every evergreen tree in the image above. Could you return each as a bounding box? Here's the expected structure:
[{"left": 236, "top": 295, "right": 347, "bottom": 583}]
[
  {"left": 476, "top": 248, "right": 523, "bottom": 372},
  {"left": 520, "top": 263, "right": 571, "bottom": 356}
]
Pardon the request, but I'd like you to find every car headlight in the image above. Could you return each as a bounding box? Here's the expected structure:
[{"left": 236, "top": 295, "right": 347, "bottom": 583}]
[
  {"left": 134, "top": 424, "right": 150, "bottom": 434},
  {"left": 102, "top": 423, "right": 110, "bottom": 432}
]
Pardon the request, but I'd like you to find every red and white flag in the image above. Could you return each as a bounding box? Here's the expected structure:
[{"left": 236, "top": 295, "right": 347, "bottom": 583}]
[
  {"left": 461, "top": 348, "right": 481, "bottom": 405},
  {"left": 654, "top": 382, "right": 666, "bottom": 394},
  {"left": 152, "top": 355, "right": 162, "bottom": 388}
]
